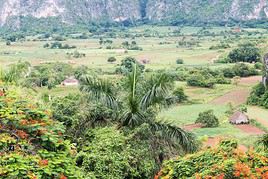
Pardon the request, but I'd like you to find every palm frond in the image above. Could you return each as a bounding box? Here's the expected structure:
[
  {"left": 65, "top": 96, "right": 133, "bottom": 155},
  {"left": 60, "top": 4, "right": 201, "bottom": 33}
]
[
  {"left": 151, "top": 120, "right": 198, "bottom": 153},
  {"left": 120, "top": 64, "right": 146, "bottom": 128},
  {"left": 141, "top": 73, "right": 174, "bottom": 109},
  {"left": 257, "top": 133, "right": 268, "bottom": 150},
  {"left": 79, "top": 75, "right": 118, "bottom": 109}
]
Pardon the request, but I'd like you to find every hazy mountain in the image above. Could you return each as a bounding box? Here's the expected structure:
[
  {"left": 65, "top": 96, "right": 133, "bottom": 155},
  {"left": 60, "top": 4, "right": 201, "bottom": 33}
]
[{"left": 0, "top": 0, "right": 268, "bottom": 27}]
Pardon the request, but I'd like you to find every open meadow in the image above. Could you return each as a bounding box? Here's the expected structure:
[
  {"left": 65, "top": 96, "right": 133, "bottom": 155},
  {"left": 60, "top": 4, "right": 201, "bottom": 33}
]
[{"left": 1, "top": 26, "right": 268, "bottom": 147}]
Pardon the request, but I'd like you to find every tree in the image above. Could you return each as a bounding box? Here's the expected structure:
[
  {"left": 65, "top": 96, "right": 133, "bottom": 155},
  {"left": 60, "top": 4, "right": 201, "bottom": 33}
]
[
  {"left": 176, "top": 58, "right": 184, "bottom": 64},
  {"left": 195, "top": 110, "right": 219, "bottom": 128},
  {"left": 116, "top": 57, "right": 145, "bottom": 74},
  {"left": 172, "top": 87, "right": 188, "bottom": 103},
  {"left": 6, "top": 41, "right": 11, "bottom": 46},
  {"left": 80, "top": 65, "right": 197, "bottom": 154},
  {"left": 76, "top": 127, "right": 157, "bottom": 178},
  {"left": 0, "top": 89, "right": 81, "bottom": 178},
  {"left": 228, "top": 43, "right": 261, "bottom": 63},
  {"left": 107, "top": 57, "right": 117, "bottom": 63}
]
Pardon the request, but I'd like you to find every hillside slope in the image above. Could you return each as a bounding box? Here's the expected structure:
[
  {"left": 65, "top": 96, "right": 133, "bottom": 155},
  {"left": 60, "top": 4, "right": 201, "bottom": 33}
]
[{"left": 0, "top": 0, "right": 268, "bottom": 26}]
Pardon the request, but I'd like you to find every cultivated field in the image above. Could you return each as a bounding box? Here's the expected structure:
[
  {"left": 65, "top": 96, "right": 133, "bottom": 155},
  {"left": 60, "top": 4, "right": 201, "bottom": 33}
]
[{"left": 1, "top": 25, "right": 268, "bottom": 148}]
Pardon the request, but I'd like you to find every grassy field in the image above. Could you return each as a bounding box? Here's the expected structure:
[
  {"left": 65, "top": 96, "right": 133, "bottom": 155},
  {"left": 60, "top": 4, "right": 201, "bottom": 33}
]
[{"left": 1, "top": 25, "right": 267, "bottom": 147}]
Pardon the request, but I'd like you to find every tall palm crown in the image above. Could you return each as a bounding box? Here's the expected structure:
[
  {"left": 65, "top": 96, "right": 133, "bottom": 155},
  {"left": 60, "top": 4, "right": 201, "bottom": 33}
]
[{"left": 79, "top": 64, "right": 197, "bottom": 153}]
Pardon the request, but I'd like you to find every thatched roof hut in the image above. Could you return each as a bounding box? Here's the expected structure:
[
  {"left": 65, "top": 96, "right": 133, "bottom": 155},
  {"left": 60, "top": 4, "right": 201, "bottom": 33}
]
[
  {"left": 229, "top": 111, "right": 249, "bottom": 125},
  {"left": 61, "top": 77, "right": 79, "bottom": 86}
]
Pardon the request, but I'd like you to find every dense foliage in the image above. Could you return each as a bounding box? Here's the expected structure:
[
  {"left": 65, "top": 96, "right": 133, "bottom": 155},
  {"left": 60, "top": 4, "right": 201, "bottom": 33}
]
[
  {"left": 23, "top": 63, "right": 74, "bottom": 89},
  {"left": 0, "top": 88, "right": 81, "bottom": 178},
  {"left": 222, "top": 63, "right": 260, "bottom": 78},
  {"left": 116, "top": 57, "right": 145, "bottom": 74},
  {"left": 227, "top": 43, "right": 261, "bottom": 63},
  {"left": 157, "top": 140, "right": 268, "bottom": 179},
  {"left": 76, "top": 127, "right": 157, "bottom": 178},
  {"left": 195, "top": 110, "right": 219, "bottom": 128},
  {"left": 247, "top": 83, "right": 268, "bottom": 108}
]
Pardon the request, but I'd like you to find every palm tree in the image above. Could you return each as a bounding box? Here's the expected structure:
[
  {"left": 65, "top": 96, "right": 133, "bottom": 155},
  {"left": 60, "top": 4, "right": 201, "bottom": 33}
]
[
  {"left": 79, "top": 64, "right": 198, "bottom": 154},
  {"left": 257, "top": 133, "right": 268, "bottom": 150}
]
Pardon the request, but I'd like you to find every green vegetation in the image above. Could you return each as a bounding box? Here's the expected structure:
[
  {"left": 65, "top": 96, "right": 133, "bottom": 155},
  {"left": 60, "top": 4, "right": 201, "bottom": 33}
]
[
  {"left": 195, "top": 110, "right": 219, "bottom": 128},
  {"left": 227, "top": 43, "right": 261, "bottom": 63},
  {"left": 0, "top": 89, "right": 81, "bottom": 178},
  {"left": 248, "top": 83, "right": 268, "bottom": 108},
  {"left": 158, "top": 140, "right": 268, "bottom": 179},
  {"left": 0, "top": 23, "right": 268, "bottom": 178}
]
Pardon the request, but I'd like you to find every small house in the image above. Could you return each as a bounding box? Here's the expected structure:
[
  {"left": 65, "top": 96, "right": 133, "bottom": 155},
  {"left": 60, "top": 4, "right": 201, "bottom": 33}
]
[
  {"left": 229, "top": 111, "right": 249, "bottom": 125},
  {"left": 232, "top": 27, "right": 241, "bottom": 33},
  {"left": 61, "top": 77, "right": 79, "bottom": 86},
  {"left": 139, "top": 59, "right": 150, "bottom": 64}
]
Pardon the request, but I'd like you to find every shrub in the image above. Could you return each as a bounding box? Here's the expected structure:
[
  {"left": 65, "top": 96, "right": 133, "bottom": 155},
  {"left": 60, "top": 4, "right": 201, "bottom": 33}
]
[
  {"left": 209, "top": 43, "right": 230, "bottom": 50},
  {"left": 107, "top": 57, "right": 117, "bottom": 63},
  {"left": 173, "top": 87, "right": 188, "bottom": 103},
  {"left": 228, "top": 43, "right": 261, "bottom": 63},
  {"left": 6, "top": 40, "right": 11, "bottom": 46},
  {"left": 254, "top": 62, "right": 263, "bottom": 70},
  {"left": 76, "top": 127, "right": 157, "bottom": 179},
  {"left": 0, "top": 89, "right": 81, "bottom": 178},
  {"left": 187, "top": 73, "right": 215, "bottom": 88},
  {"left": 158, "top": 140, "right": 268, "bottom": 179},
  {"left": 195, "top": 110, "right": 219, "bottom": 128},
  {"left": 176, "top": 58, "right": 184, "bottom": 64},
  {"left": 116, "top": 57, "right": 145, "bottom": 74},
  {"left": 247, "top": 83, "right": 266, "bottom": 105},
  {"left": 223, "top": 63, "right": 259, "bottom": 78},
  {"left": 43, "top": 43, "right": 49, "bottom": 48},
  {"left": 232, "top": 63, "right": 259, "bottom": 77}
]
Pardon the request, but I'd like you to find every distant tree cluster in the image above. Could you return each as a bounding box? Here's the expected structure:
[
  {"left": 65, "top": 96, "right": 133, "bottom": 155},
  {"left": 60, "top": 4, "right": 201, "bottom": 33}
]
[
  {"left": 43, "top": 42, "right": 76, "bottom": 49},
  {"left": 67, "top": 50, "right": 86, "bottom": 58},
  {"left": 122, "top": 41, "right": 143, "bottom": 50}
]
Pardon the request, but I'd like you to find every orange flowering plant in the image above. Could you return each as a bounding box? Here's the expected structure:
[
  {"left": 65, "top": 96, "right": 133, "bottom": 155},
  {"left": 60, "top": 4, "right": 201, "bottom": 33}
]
[
  {"left": 0, "top": 89, "right": 82, "bottom": 178},
  {"left": 157, "top": 139, "right": 268, "bottom": 179}
]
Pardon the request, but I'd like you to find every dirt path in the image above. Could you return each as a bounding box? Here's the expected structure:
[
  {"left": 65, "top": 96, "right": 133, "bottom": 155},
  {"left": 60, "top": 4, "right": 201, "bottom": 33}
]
[
  {"left": 210, "top": 76, "right": 261, "bottom": 106},
  {"left": 210, "top": 89, "right": 251, "bottom": 106},
  {"left": 183, "top": 123, "right": 203, "bottom": 131},
  {"left": 235, "top": 124, "right": 265, "bottom": 135},
  {"left": 248, "top": 106, "right": 268, "bottom": 128},
  {"left": 239, "top": 76, "right": 262, "bottom": 85}
]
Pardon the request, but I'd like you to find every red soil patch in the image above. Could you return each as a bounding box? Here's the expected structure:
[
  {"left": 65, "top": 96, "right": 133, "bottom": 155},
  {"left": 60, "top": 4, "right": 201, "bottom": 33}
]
[
  {"left": 183, "top": 123, "right": 203, "bottom": 131},
  {"left": 210, "top": 89, "right": 251, "bottom": 106},
  {"left": 204, "top": 137, "right": 220, "bottom": 147},
  {"left": 203, "top": 137, "right": 248, "bottom": 152},
  {"left": 235, "top": 124, "right": 265, "bottom": 135},
  {"left": 239, "top": 76, "right": 262, "bottom": 85}
]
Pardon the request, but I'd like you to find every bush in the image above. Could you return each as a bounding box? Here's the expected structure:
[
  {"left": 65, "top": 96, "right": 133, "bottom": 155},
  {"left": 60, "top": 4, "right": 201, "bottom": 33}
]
[
  {"left": 187, "top": 73, "right": 215, "bottom": 88},
  {"left": 176, "top": 58, "right": 184, "bottom": 64},
  {"left": 107, "top": 57, "right": 117, "bottom": 63},
  {"left": 0, "top": 89, "right": 81, "bottom": 178},
  {"left": 247, "top": 83, "right": 266, "bottom": 105},
  {"left": 209, "top": 42, "right": 230, "bottom": 50},
  {"left": 173, "top": 87, "right": 188, "bottom": 103},
  {"left": 232, "top": 63, "right": 259, "bottom": 77},
  {"left": 158, "top": 139, "right": 268, "bottom": 179},
  {"left": 76, "top": 127, "right": 157, "bottom": 179},
  {"left": 6, "top": 40, "right": 11, "bottom": 46},
  {"left": 228, "top": 43, "right": 261, "bottom": 63},
  {"left": 116, "top": 57, "right": 145, "bottom": 74},
  {"left": 254, "top": 62, "right": 263, "bottom": 70},
  {"left": 222, "top": 63, "right": 259, "bottom": 78},
  {"left": 195, "top": 110, "right": 219, "bottom": 128}
]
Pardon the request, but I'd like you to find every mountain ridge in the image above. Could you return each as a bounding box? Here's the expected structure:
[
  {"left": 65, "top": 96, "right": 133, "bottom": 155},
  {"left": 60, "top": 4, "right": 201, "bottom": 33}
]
[{"left": 0, "top": 0, "right": 268, "bottom": 27}]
